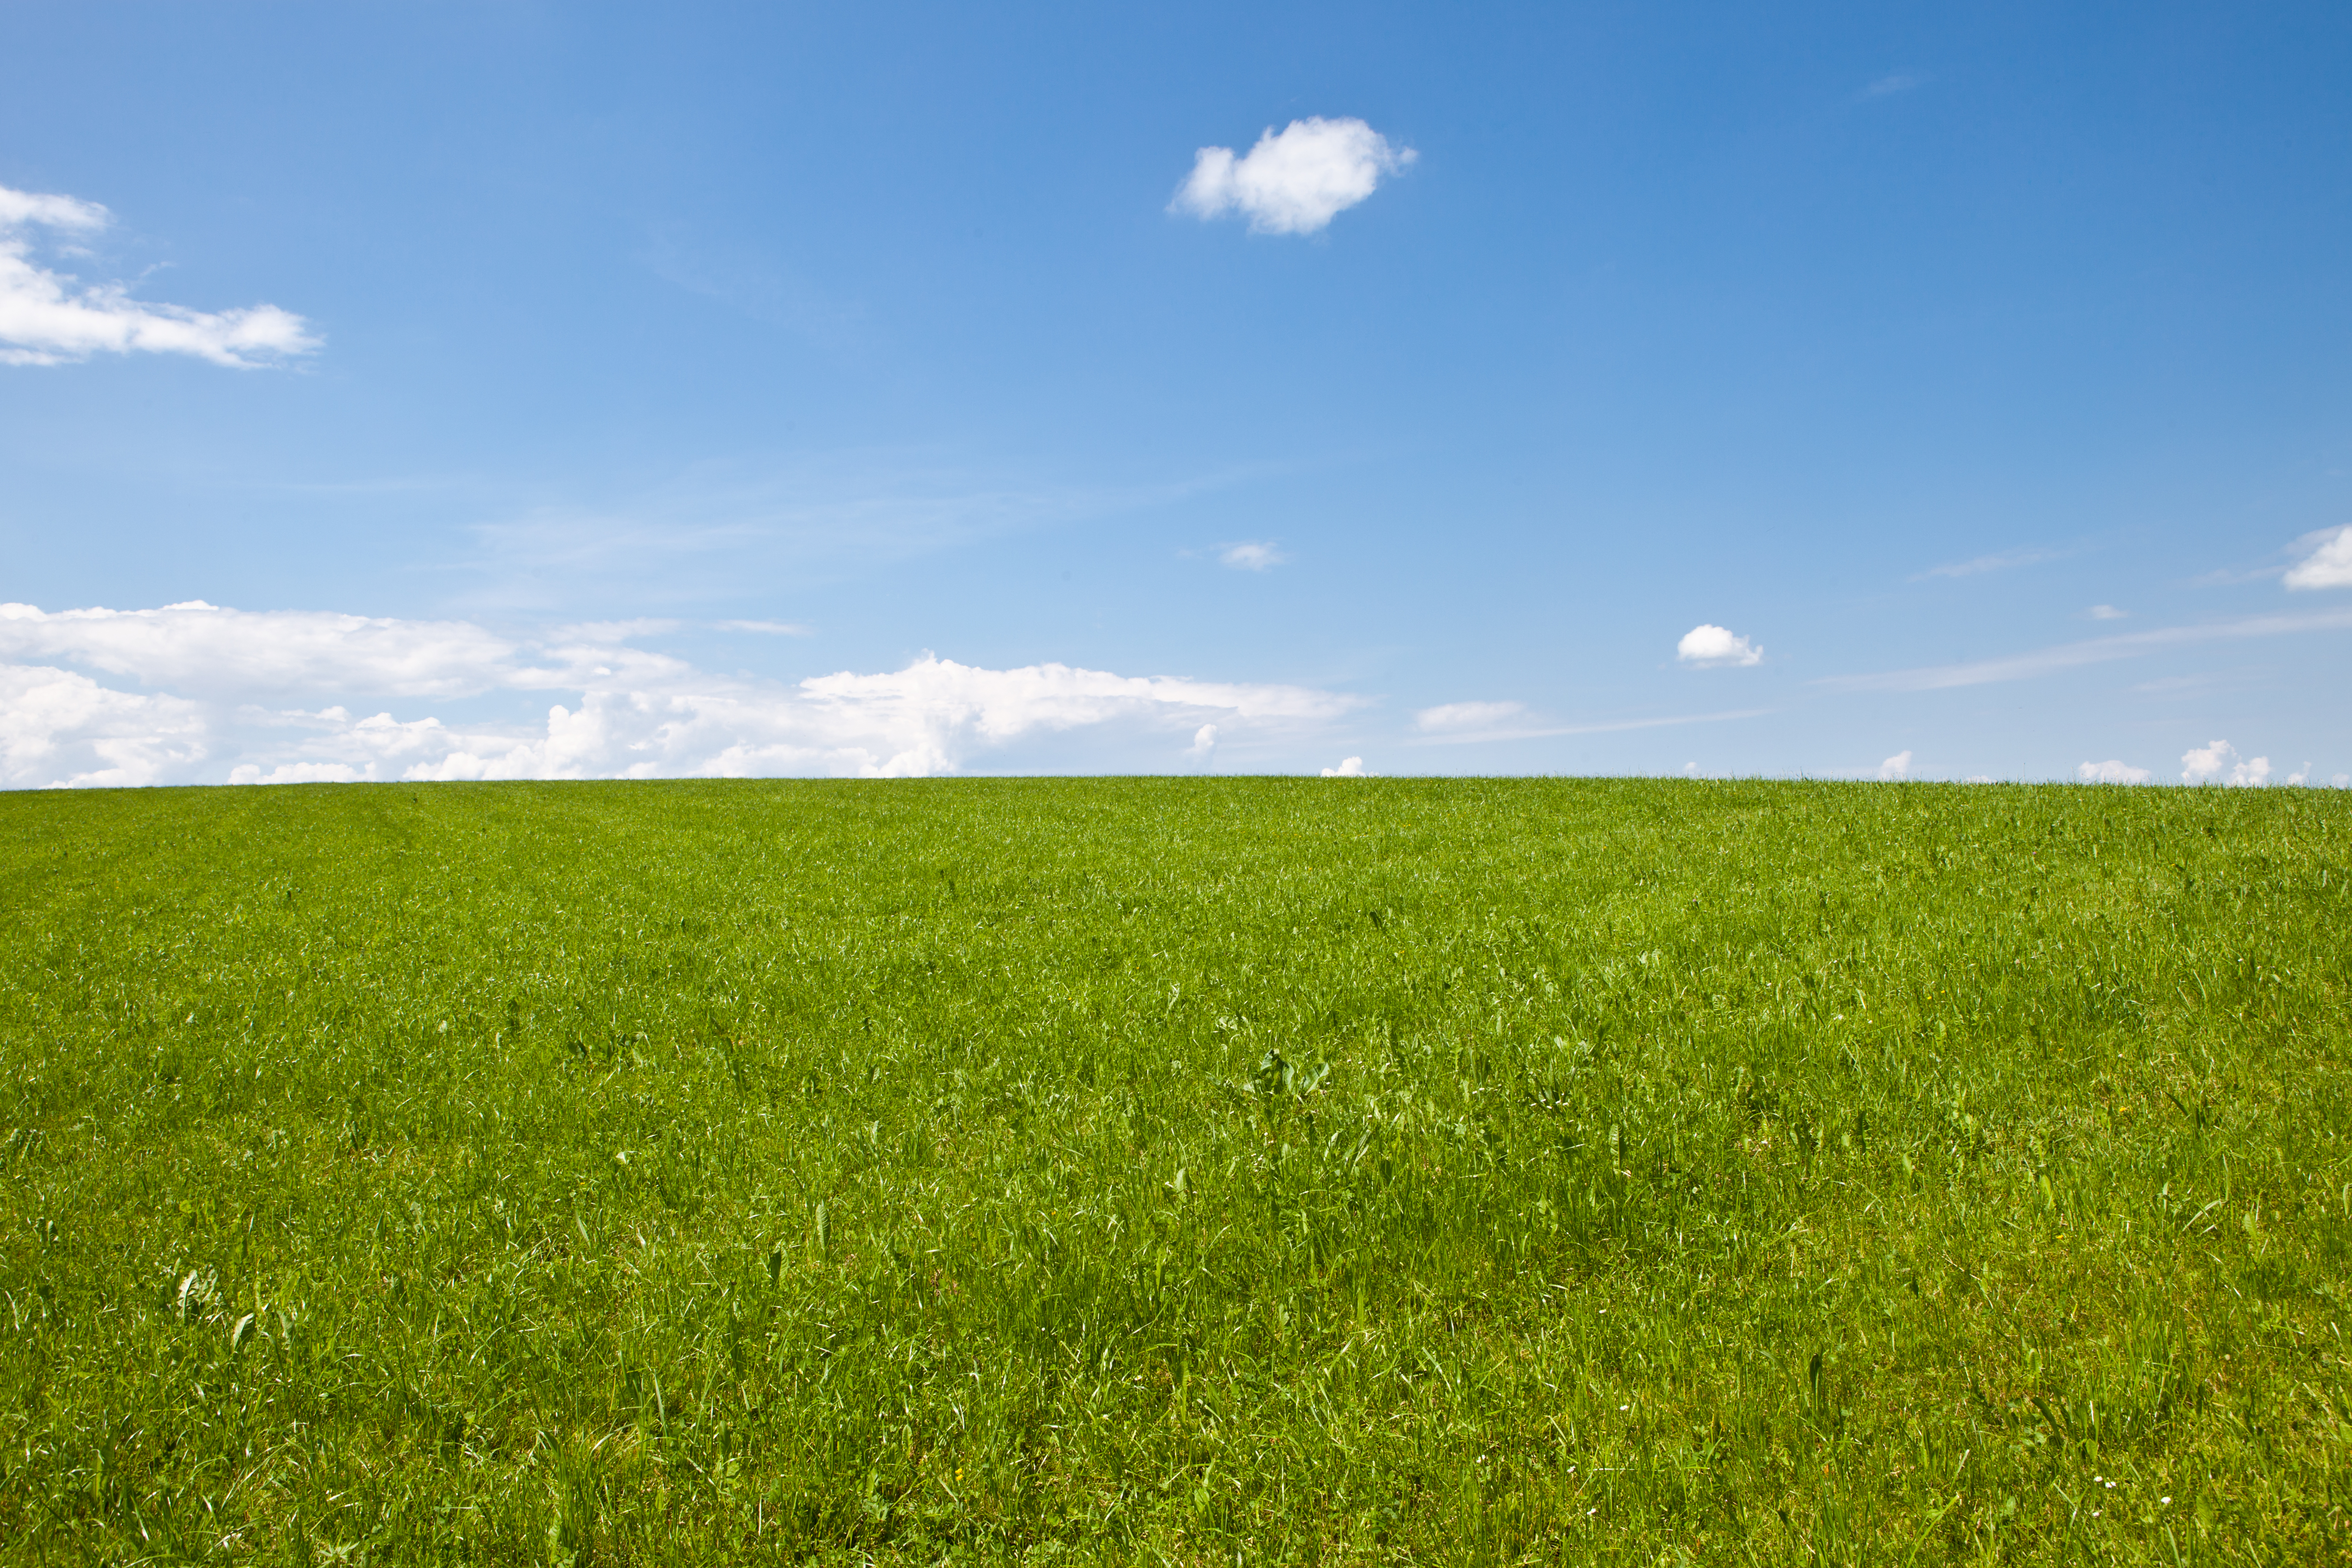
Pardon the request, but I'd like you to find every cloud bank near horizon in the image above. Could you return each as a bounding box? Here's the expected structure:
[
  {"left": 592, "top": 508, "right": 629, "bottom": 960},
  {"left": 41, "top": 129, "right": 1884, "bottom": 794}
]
[
  {"left": 0, "top": 600, "right": 1362, "bottom": 788},
  {"left": 0, "top": 183, "right": 318, "bottom": 367}
]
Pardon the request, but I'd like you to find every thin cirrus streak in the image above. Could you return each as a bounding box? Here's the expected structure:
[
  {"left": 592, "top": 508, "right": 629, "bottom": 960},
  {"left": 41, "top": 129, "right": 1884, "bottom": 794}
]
[
  {"left": 1909, "top": 544, "right": 2074, "bottom": 581},
  {"left": 1407, "top": 708, "right": 1772, "bottom": 745},
  {"left": 1816, "top": 607, "right": 2352, "bottom": 693}
]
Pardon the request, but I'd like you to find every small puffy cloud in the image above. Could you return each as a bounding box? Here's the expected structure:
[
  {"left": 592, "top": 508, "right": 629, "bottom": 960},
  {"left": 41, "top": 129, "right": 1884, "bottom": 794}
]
[
  {"left": 2283, "top": 525, "right": 2352, "bottom": 590},
  {"left": 1171, "top": 117, "right": 1416, "bottom": 236},
  {"left": 1676, "top": 624, "right": 1763, "bottom": 668},
  {"left": 0, "top": 182, "right": 318, "bottom": 368},
  {"left": 1185, "top": 723, "right": 1218, "bottom": 762},
  {"left": 1218, "top": 541, "right": 1286, "bottom": 571},
  {"left": 2086, "top": 604, "right": 2128, "bottom": 620},
  {"left": 1415, "top": 700, "right": 1526, "bottom": 734},
  {"left": 1878, "top": 750, "right": 1913, "bottom": 781},
  {"left": 2181, "top": 739, "right": 2269, "bottom": 787},
  {"left": 1320, "top": 756, "right": 1367, "bottom": 777},
  {"left": 0, "top": 600, "right": 1364, "bottom": 787},
  {"left": 2078, "top": 759, "right": 2152, "bottom": 785},
  {"left": 716, "top": 619, "right": 814, "bottom": 636}
]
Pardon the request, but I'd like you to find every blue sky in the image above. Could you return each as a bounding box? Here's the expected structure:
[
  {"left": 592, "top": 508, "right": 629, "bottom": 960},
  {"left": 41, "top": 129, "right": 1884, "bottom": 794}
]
[{"left": 3, "top": 1, "right": 2349, "bottom": 786}]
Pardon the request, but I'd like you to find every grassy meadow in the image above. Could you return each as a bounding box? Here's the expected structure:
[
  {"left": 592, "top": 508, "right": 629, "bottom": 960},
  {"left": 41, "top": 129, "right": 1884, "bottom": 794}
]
[{"left": 0, "top": 777, "right": 2347, "bottom": 1564}]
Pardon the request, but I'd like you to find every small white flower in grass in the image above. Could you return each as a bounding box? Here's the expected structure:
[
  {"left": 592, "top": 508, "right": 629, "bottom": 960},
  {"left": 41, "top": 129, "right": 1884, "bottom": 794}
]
[{"left": 2162, "top": 1496, "right": 2172, "bottom": 1505}]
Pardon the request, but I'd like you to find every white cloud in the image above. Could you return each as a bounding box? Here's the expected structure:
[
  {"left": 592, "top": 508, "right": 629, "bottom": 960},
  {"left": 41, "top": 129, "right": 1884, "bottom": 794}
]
[
  {"left": 0, "top": 188, "right": 109, "bottom": 230},
  {"left": 1171, "top": 118, "right": 1415, "bottom": 236},
  {"left": 1878, "top": 750, "right": 1912, "bottom": 781},
  {"left": 1414, "top": 700, "right": 1526, "bottom": 734},
  {"left": 0, "top": 183, "right": 318, "bottom": 367},
  {"left": 0, "top": 664, "right": 207, "bottom": 787},
  {"left": 2283, "top": 525, "right": 2352, "bottom": 590},
  {"left": 716, "top": 620, "right": 814, "bottom": 636},
  {"left": 0, "top": 600, "right": 1364, "bottom": 788},
  {"left": 2078, "top": 759, "right": 2152, "bottom": 784},
  {"left": 2181, "top": 739, "right": 2269, "bottom": 787},
  {"left": 2086, "top": 604, "right": 2128, "bottom": 620},
  {"left": 1320, "top": 756, "right": 1367, "bottom": 777},
  {"left": 1218, "top": 541, "right": 1286, "bottom": 571},
  {"left": 2287, "top": 762, "right": 2311, "bottom": 786},
  {"left": 1185, "top": 723, "right": 1218, "bottom": 762},
  {"left": 0, "top": 601, "right": 534, "bottom": 699},
  {"left": 1863, "top": 73, "right": 1922, "bottom": 97},
  {"left": 1676, "top": 624, "right": 1763, "bottom": 668}
]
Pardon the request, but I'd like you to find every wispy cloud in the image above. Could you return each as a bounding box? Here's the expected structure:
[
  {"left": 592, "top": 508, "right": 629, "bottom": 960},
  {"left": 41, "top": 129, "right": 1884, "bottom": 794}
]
[
  {"left": 1414, "top": 700, "right": 1526, "bottom": 734},
  {"left": 1171, "top": 117, "right": 1415, "bottom": 236},
  {"left": 1862, "top": 73, "right": 1923, "bottom": 98},
  {"left": 0, "top": 599, "right": 1364, "bottom": 788},
  {"left": 1912, "top": 544, "right": 2070, "bottom": 581},
  {"left": 2086, "top": 604, "right": 2128, "bottom": 620},
  {"left": 1407, "top": 707, "right": 1770, "bottom": 746},
  {"left": 1817, "top": 606, "right": 2352, "bottom": 693},
  {"left": 1218, "top": 541, "right": 1286, "bottom": 571},
  {"left": 717, "top": 620, "right": 815, "bottom": 636},
  {"left": 0, "top": 182, "right": 318, "bottom": 367},
  {"left": 453, "top": 456, "right": 1266, "bottom": 607},
  {"left": 641, "top": 226, "right": 865, "bottom": 356}
]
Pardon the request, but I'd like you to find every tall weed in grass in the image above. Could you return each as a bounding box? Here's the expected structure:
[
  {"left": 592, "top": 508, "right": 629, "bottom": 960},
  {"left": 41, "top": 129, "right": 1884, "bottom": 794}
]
[{"left": 0, "top": 778, "right": 2346, "bottom": 1562}]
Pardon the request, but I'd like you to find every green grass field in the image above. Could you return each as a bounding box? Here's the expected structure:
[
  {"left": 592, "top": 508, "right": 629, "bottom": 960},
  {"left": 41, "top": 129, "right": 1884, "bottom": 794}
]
[{"left": 0, "top": 778, "right": 2346, "bottom": 1564}]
